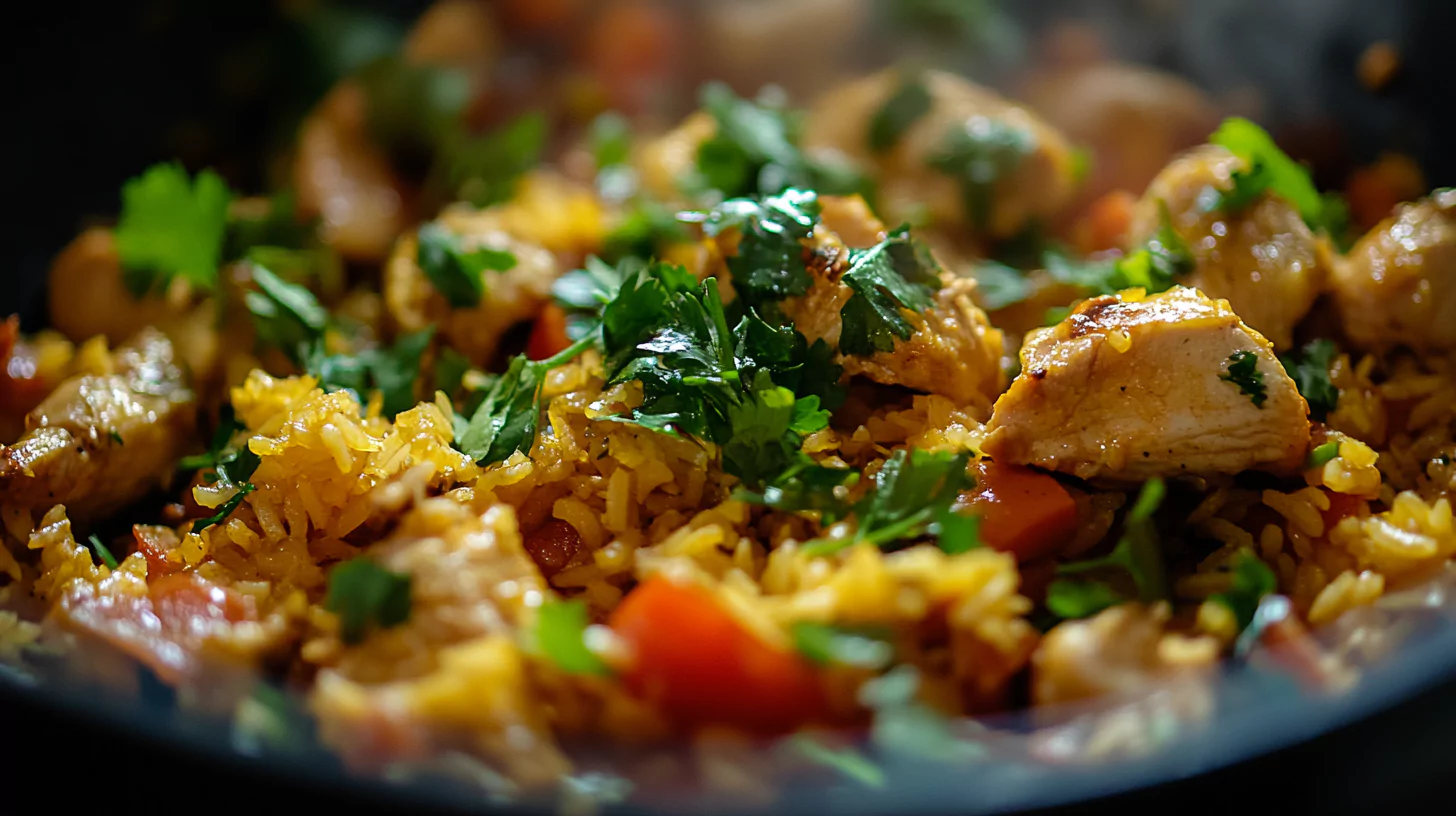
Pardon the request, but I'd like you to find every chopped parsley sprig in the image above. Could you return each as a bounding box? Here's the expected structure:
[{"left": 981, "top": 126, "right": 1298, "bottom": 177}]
[
  {"left": 1209, "top": 117, "right": 1349, "bottom": 242},
  {"left": 115, "top": 163, "right": 233, "bottom": 297},
  {"left": 324, "top": 559, "right": 412, "bottom": 645},
  {"left": 800, "top": 449, "right": 980, "bottom": 557},
  {"left": 839, "top": 226, "right": 942, "bottom": 357},
  {"left": 1220, "top": 350, "right": 1268, "bottom": 408},
  {"left": 1045, "top": 478, "right": 1168, "bottom": 619},
  {"left": 1280, "top": 339, "right": 1339, "bottom": 421}
]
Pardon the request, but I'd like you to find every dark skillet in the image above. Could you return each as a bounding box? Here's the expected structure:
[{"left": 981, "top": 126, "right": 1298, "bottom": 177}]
[{"left": 4, "top": 1, "right": 1456, "bottom": 813}]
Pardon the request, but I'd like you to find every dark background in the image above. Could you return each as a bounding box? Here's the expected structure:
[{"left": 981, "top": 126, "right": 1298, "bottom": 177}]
[{"left": 4, "top": 0, "right": 1456, "bottom": 812}]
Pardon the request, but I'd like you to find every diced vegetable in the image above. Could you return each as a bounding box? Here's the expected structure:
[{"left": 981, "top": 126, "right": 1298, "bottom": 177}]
[{"left": 962, "top": 462, "right": 1078, "bottom": 562}]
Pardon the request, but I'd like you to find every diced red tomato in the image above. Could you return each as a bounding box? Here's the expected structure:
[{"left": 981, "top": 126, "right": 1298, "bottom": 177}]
[
  {"left": 0, "top": 316, "right": 52, "bottom": 416},
  {"left": 609, "top": 577, "right": 826, "bottom": 735},
  {"left": 1320, "top": 490, "right": 1369, "bottom": 535},
  {"left": 961, "top": 461, "right": 1079, "bottom": 562},
  {"left": 523, "top": 519, "right": 581, "bottom": 577},
  {"left": 132, "top": 524, "right": 183, "bottom": 578},
  {"left": 526, "top": 303, "right": 573, "bottom": 361}
]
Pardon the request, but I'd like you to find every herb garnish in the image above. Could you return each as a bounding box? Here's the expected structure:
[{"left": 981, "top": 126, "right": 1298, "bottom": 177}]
[
  {"left": 690, "top": 188, "right": 822, "bottom": 310},
  {"left": 792, "top": 622, "right": 895, "bottom": 670},
  {"left": 1280, "top": 339, "right": 1338, "bottom": 421},
  {"left": 416, "top": 222, "right": 517, "bottom": 308},
  {"left": 1208, "top": 118, "right": 1348, "bottom": 240},
  {"left": 928, "top": 117, "right": 1035, "bottom": 229},
  {"left": 869, "top": 72, "right": 932, "bottom": 153},
  {"left": 324, "top": 559, "right": 412, "bottom": 645},
  {"left": 115, "top": 163, "right": 233, "bottom": 297},
  {"left": 838, "top": 226, "right": 942, "bottom": 357},
  {"left": 1220, "top": 350, "right": 1268, "bottom": 408},
  {"left": 1210, "top": 551, "right": 1278, "bottom": 633},
  {"left": 532, "top": 600, "right": 610, "bottom": 676},
  {"left": 801, "top": 449, "right": 979, "bottom": 557},
  {"left": 1046, "top": 478, "right": 1168, "bottom": 619},
  {"left": 1306, "top": 440, "right": 1340, "bottom": 470},
  {"left": 86, "top": 535, "right": 120, "bottom": 570}
]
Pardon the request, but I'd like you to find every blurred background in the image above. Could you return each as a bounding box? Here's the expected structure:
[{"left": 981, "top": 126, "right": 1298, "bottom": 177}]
[{"left": 5, "top": 0, "right": 1456, "bottom": 811}]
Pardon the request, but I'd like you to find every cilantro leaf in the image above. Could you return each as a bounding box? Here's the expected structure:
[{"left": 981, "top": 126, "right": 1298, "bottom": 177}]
[
  {"left": 115, "top": 163, "right": 233, "bottom": 297},
  {"left": 245, "top": 265, "right": 329, "bottom": 364},
  {"left": 1279, "top": 339, "right": 1339, "bottom": 421},
  {"left": 435, "top": 111, "right": 547, "bottom": 208},
  {"left": 416, "top": 222, "right": 517, "bottom": 309},
  {"left": 1211, "top": 551, "right": 1278, "bottom": 633},
  {"left": 802, "top": 449, "right": 976, "bottom": 557},
  {"left": 192, "top": 483, "right": 257, "bottom": 534},
  {"left": 928, "top": 118, "right": 1035, "bottom": 230},
  {"left": 589, "top": 111, "right": 632, "bottom": 169},
  {"left": 532, "top": 600, "right": 610, "bottom": 676},
  {"left": 692, "top": 188, "right": 822, "bottom": 309},
  {"left": 1209, "top": 117, "right": 1343, "bottom": 237},
  {"left": 86, "top": 535, "right": 120, "bottom": 570},
  {"left": 869, "top": 72, "right": 932, "bottom": 153},
  {"left": 357, "top": 326, "right": 435, "bottom": 417},
  {"left": 600, "top": 200, "right": 690, "bottom": 264},
  {"left": 434, "top": 346, "right": 474, "bottom": 396},
  {"left": 738, "top": 460, "right": 859, "bottom": 521},
  {"left": 324, "top": 559, "right": 412, "bottom": 645},
  {"left": 553, "top": 256, "right": 633, "bottom": 341},
  {"left": 792, "top": 622, "right": 894, "bottom": 669},
  {"left": 454, "top": 354, "right": 549, "bottom": 465},
  {"left": 839, "top": 226, "right": 941, "bottom": 357},
  {"left": 1047, "top": 478, "right": 1168, "bottom": 618},
  {"left": 972, "top": 261, "right": 1033, "bottom": 311},
  {"left": 1219, "top": 350, "right": 1268, "bottom": 408}
]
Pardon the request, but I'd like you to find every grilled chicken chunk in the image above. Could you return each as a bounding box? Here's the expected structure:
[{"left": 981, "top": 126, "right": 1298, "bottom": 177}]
[
  {"left": 384, "top": 206, "right": 561, "bottom": 366},
  {"left": 1032, "top": 603, "right": 1219, "bottom": 707},
  {"left": 1331, "top": 189, "right": 1456, "bottom": 352},
  {"left": 777, "top": 208, "right": 1005, "bottom": 412},
  {"left": 1128, "top": 146, "right": 1331, "bottom": 350},
  {"left": 982, "top": 287, "right": 1310, "bottom": 482},
  {"left": 803, "top": 68, "right": 1080, "bottom": 241},
  {"left": 311, "top": 499, "right": 569, "bottom": 787},
  {"left": 0, "top": 329, "right": 196, "bottom": 524}
]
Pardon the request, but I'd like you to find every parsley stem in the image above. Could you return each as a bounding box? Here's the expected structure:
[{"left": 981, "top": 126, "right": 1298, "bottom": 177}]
[{"left": 540, "top": 333, "right": 599, "bottom": 370}]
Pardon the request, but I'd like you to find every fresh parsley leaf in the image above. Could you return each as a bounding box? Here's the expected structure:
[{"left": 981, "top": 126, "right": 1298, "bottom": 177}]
[
  {"left": 554, "top": 256, "right": 633, "bottom": 340},
  {"left": 803, "top": 449, "right": 976, "bottom": 557},
  {"left": 601, "top": 200, "right": 690, "bottom": 264},
  {"left": 434, "top": 346, "right": 474, "bottom": 396},
  {"left": 1219, "top": 350, "right": 1268, "bottom": 408},
  {"left": 973, "top": 261, "right": 1033, "bottom": 311},
  {"left": 192, "top": 483, "right": 257, "bottom": 533},
  {"left": 1047, "top": 478, "right": 1168, "bottom": 617},
  {"left": 792, "top": 622, "right": 894, "bottom": 669},
  {"left": 245, "top": 265, "right": 328, "bottom": 364},
  {"left": 416, "top": 222, "right": 517, "bottom": 309},
  {"left": 454, "top": 354, "right": 548, "bottom": 465},
  {"left": 928, "top": 118, "right": 1035, "bottom": 230},
  {"left": 533, "top": 600, "right": 610, "bottom": 676},
  {"left": 1209, "top": 117, "right": 1343, "bottom": 237},
  {"left": 115, "top": 163, "right": 233, "bottom": 297},
  {"left": 358, "top": 326, "right": 435, "bottom": 417},
  {"left": 589, "top": 111, "right": 632, "bottom": 169},
  {"left": 1279, "top": 339, "right": 1339, "bottom": 421},
  {"left": 1306, "top": 440, "right": 1340, "bottom": 470},
  {"left": 692, "top": 188, "right": 822, "bottom": 309},
  {"left": 738, "top": 460, "right": 859, "bottom": 521},
  {"left": 839, "top": 226, "right": 941, "bottom": 357},
  {"left": 435, "top": 111, "right": 548, "bottom": 208},
  {"left": 325, "top": 559, "right": 413, "bottom": 645},
  {"left": 1211, "top": 551, "right": 1278, "bottom": 633},
  {"left": 869, "top": 72, "right": 932, "bottom": 153},
  {"left": 788, "top": 735, "right": 887, "bottom": 790},
  {"left": 86, "top": 535, "right": 119, "bottom": 570}
]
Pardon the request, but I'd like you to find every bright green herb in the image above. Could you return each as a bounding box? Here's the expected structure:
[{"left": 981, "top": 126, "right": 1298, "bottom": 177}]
[
  {"left": 928, "top": 118, "right": 1035, "bottom": 229},
  {"left": 600, "top": 200, "right": 690, "bottom": 264},
  {"left": 589, "top": 111, "right": 633, "bottom": 169},
  {"left": 325, "top": 559, "right": 413, "bottom": 645},
  {"left": 1209, "top": 117, "right": 1345, "bottom": 238},
  {"left": 1211, "top": 551, "right": 1278, "bottom": 633},
  {"left": 453, "top": 336, "right": 597, "bottom": 466},
  {"left": 801, "top": 449, "right": 978, "bottom": 557},
  {"left": 434, "top": 346, "right": 474, "bottom": 397},
  {"left": 115, "top": 163, "right": 233, "bottom": 297},
  {"left": 86, "top": 535, "right": 119, "bottom": 570},
  {"left": 1220, "top": 350, "right": 1268, "bottom": 408},
  {"left": 108, "top": 430, "right": 125, "bottom": 446},
  {"left": 792, "top": 622, "right": 895, "bottom": 670},
  {"left": 245, "top": 266, "right": 329, "bottom": 364},
  {"left": 416, "top": 222, "right": 517, "bottom": 308},
  {"left": 533, "top": 600, "right": 610, "bottom": 676},
  {"left": 839, "top": 226, "right": 941, "bottom": 357},
  {"left": 690, "top": 188, "right": 822, "bottom": 310},
  {"left": 1306, "top": 440, "right": 1340, "bottom": 470},
  {"left": 972, "top": 261, "right": 1033, "bottom": 311},
  {"left": 1280, "top": 339, "right": 1339, "bottom": 421},
  {"left": 1046, "top": 478, "right": 1168, "bottom": 619},
  {"left": 869, "top": 72, "right": 932, "bottom": 153}
]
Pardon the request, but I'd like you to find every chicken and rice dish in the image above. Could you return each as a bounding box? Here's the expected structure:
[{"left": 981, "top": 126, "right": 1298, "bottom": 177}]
[{"left": 3, "top": 1, "right": 1455, "bottom": 805}]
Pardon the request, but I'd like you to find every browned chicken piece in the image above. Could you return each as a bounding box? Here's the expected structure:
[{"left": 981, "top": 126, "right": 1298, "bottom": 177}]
[
  {"left": 310, "top": 498, "right": 570, "bottom": 788},
  {"left": 982, "top": 287, "right": 1310, "bottom": 483},
  {"left": 768, "top": 205, "right": 1005, "bottom": 412},
  {"left": 46, "top": 228, "right": 176, "bottom": 345},
  {"left": 1128, "top": 145, "right": 1332, "bottom": 350},
  {"left": 1019, "top": 62, "right": 1220, "bottom": 212},
  {"left": 1331, "top": 189, "right": 1456, "bottom": 352},
  {"left": 384, "top": 206, "right": 561, "bottom": 366},
  {"left": 0, "top": 329, "right": 196, "bottom": 524},
  {"left": 1031, "top": 603, "right": 1219, "bottom": 706},
  {"left": 803, "top": 69, "right": 1080, "bottom": 241}
]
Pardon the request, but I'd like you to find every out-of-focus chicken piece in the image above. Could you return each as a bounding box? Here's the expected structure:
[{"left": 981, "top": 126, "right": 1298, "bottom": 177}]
[
  {"left": 1331, "top": 190, "right": 1456, "bottom": 352},
  {"left": 779, "top": 214, "right": 1005, "bottom": 412},
  {"left": 699, "top": 0, "right": 867, "bottom": 102},
  {"left": 1031, "top": 603, "right": 1219, "bottom": 706},
  {"left": 803, "top": 69, "right": 1079, "bottom": 241},
  {"left": 402, "top": 0, "right": 498, "bottom": 68},
  {"left": 1020, "top": 62, "right": 1220, "bottom": 212},
  {"left": 384, "top": 206, "right": 561, "bottom": 367},
  {"left": 1128, "top": 146, "right": 1331, "bottom": 350},
  {"left": 294, "top": 81, "right": 410, "bottom": 264},
  {"left": 983, "top": 287, "right": 1310, "bottom": 483},
  {"left": 0, "top": 329, "right": 196, "bottom": 524},
  {"left": 46, "top": 228, "right": 174, "bottom": 346},
  {"left": 310, "top": 499, "right": 569, "bottom": 787}
]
